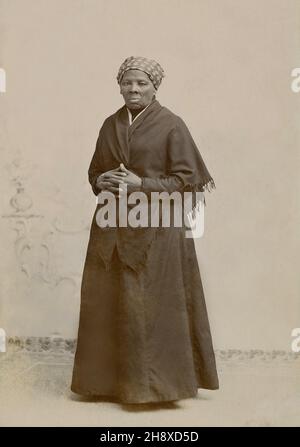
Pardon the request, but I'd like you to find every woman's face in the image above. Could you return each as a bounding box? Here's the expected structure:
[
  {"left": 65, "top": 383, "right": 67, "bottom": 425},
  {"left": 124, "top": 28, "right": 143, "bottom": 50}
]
[{"left": 120, "top": 69, "right": 156, "bottom": 110}]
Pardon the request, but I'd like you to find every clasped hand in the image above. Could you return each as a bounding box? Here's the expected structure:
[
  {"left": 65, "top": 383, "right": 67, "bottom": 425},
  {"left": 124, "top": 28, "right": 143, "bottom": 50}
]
[{"left": 96, "top": 163, "right": 142, "bottom": 196}]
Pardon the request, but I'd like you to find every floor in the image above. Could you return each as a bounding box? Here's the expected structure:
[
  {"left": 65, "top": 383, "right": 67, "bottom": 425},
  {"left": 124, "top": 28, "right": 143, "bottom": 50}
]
[{"left": 0, "top": 345, "right": 300, "bottom": 427}]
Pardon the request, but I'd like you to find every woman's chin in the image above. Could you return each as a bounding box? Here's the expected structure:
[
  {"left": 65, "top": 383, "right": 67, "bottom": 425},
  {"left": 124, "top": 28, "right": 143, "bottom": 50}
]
[{"left": 126, "top": 101, "right": 142, "bottom": 109}]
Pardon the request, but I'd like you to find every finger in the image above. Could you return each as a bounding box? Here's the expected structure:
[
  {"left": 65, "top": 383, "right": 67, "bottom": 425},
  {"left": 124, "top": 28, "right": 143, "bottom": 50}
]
[
  {"left": 109, "top": 174, "right": 127, "bottom": 181},
  {"left": 106, "top": 177, "right": 126, "bottom": 185},
  {"left": 119, "top": 163, "right": 130, "bottom": 173},
  {"left": 100, "top": 180, "right": 114, "bottom": 186},
  {"left": 97, "top": 181, "right": 113, "bottom": 188},
  {"left": 102, "top": 173, "right": 126, "bottom": 180},
  {"left": 112, "top": 172, "right": 127, "bottom": 177},
  {"left": 101, "top": 169, "right": 118, "bottom": 178},
  {"left": 106, "top": 167, "right": 121, "bottom": 173}
]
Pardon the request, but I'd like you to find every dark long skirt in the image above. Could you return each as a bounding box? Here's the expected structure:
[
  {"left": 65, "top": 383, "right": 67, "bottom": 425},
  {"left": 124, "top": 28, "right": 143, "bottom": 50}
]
[{"left": 71, "top": 225, "right": 219, "bottom": 404}]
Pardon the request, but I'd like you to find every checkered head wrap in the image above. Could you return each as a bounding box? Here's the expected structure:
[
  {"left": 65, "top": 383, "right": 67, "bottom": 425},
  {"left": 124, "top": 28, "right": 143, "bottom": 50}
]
[{"left": 117, "top": 56, "right": 165, "bottom": 90}]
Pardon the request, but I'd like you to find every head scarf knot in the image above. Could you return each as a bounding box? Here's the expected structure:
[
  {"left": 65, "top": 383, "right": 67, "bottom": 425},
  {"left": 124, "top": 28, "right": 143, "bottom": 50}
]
[{"left": 117, "top": 56, "right": 165, "bottom": 90}]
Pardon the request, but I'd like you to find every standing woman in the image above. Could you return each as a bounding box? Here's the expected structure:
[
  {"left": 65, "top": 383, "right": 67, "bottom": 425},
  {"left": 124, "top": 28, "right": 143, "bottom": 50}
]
[{"left": 71, "top": 56, "right": 219, "bottom": 404}]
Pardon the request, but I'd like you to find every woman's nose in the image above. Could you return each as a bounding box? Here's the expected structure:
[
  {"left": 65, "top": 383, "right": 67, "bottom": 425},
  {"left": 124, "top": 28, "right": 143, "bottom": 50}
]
[{"left": 129, "top": 83, "right": 139, "bottom": 92}]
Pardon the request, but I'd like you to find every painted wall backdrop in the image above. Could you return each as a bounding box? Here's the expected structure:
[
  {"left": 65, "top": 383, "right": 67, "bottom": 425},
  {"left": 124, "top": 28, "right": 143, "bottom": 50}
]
[{"left": 0, "top": 0, "right": 299, "bottom": 350}]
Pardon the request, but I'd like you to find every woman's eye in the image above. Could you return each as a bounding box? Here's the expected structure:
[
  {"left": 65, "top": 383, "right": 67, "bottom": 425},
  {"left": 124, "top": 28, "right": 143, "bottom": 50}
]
[{"left": 122, "top": 81, "right": 147, "bottom": 87}]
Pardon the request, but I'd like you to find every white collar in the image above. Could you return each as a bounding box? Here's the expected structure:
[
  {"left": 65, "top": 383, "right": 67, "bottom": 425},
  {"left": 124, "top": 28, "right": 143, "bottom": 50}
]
[{"left": 126, "top": 102, "right": 152, "bottom": 125}]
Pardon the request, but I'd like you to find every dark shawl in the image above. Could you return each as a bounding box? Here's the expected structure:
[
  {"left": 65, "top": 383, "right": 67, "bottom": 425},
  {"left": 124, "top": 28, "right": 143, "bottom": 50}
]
[{"left": 88, "top": 99, "right": 215, "bottom": 272}]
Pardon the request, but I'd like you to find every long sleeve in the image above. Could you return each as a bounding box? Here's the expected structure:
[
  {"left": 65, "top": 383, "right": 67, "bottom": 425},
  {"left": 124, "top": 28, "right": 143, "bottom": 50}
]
[
  {"left": 141, "top": 175, "right": 184, "bottom": 195},
  {"left": 88, "top": 129, "right": 105, "bottom": 196}
]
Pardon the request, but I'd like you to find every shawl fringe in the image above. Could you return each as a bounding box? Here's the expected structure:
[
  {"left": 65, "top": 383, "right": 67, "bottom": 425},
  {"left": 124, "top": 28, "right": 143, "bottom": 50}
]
[{"left": 183, "top": 178, "right": 216, "bottom": 219}]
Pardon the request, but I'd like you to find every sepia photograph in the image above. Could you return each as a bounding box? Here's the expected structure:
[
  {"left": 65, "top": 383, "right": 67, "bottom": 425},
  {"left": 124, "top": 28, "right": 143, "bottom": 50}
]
[{"left": 0, "top": 0, "right": 299, "bottom": 428}]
